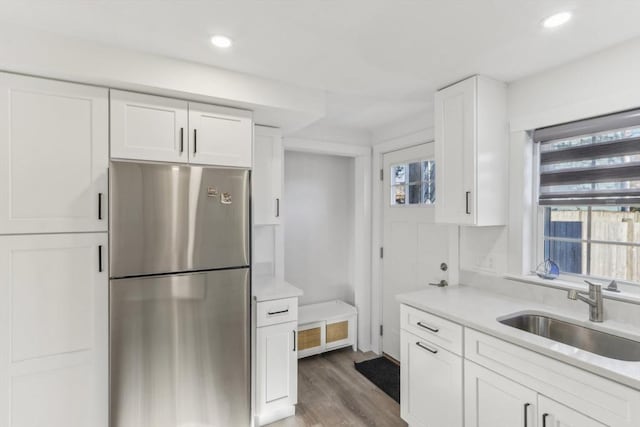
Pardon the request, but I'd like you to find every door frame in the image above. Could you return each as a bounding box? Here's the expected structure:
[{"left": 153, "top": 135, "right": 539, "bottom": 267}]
[
  {"left": 282, "top": 137, "right": 373, "bottom": 351},
  {"left": 372, "top": 129, "right": 460, "bottom": 354}
]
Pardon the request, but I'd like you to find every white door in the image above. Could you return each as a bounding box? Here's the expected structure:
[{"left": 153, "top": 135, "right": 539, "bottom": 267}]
[
  {"left": 110, "top": 90, "right": 188, "bottom": 163},
  {"left": 253, "top": 126, "right": 282, "bottom": 225},
  {"left": 188, "top": 102, "right": 252, "bottom": 167},
  {"left": 0, "top": 233, "right": 108, "bottom": 427},
  {"left": 256, "top": 321, "right": 297, "bottom": 418},
  {"left": 434, "top": 77, "right": 476, "bottom": 225},
  {"left": 465, "top": 360, "right": 538, "bottom": 427},
  {"left": 0, "top": 73, "right": 108, "bottom": 234},
  {"left": 382, "top": 143, "right": 457, "bottom": 360},
  {"left": 538, "top": 396, "right": 607, "bottom": 427},
  {"left": 400, "top": 330, "right": 462, "bottom": 427}
]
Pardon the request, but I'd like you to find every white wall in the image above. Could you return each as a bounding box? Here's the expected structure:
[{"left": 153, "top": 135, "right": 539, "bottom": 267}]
[{"left": 284, "top": 151, "right": 355, "bottom": 305}]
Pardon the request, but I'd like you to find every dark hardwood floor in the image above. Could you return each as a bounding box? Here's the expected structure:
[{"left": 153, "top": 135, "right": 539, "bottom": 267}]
[{"left": 267, "top": 348, "right": 407, "bottom": 427}]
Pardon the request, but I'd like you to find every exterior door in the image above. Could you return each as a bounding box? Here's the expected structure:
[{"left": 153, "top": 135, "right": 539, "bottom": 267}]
[
  {"left": 0, "top": 72, "right": 108, "bottom": 234},
  {"left": 110, "top": 90, "right": 188, "bottom": 163},
  {"left": 538, "top": 396, "right": 607, "bottom": 427},
  {"left": 0, "top": 233, "right": 108, "bottom": 427},
  {"left": 465, "top": 360, "right": 538, "bottom": 427},
  {"left": 188, "top": 102, "right": 252, "bottom": 167},
  {"left": 382, "top": 143, "right": 457, "bottom": 360}
]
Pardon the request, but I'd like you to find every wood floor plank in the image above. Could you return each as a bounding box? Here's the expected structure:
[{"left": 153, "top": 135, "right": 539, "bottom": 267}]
[{"left": 267, "top": 348, "right": 407, "bottom": 427}]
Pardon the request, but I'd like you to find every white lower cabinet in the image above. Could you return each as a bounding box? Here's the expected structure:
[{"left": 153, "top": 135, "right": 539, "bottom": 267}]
[
  {"left": 400, "top": 330, "right": 463, "bottom": 427},
  {"left": 400, "top": 304, "right": 639, "bottom": 427},
  {"left": 256, "top": 300, "right": 298, "bottom": 426},
  {"left": 465, "top": 360, "right": 537, "bottom": 427},
  {"left": 538, "top": 396, "right": 607, "bottom": 427},
  {"left": 0, "top": 233, "right": 108, "bottom": 427}
]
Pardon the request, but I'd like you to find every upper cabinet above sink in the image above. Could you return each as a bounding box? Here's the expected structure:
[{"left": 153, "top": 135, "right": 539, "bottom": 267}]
[{"left": 434, "top": 75, "right": 507, "bottom": 226}]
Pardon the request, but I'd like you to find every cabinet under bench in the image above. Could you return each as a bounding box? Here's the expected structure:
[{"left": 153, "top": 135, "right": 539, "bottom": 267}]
[{"left": 399, "top": 303, "right": 640, "bottom": 427}]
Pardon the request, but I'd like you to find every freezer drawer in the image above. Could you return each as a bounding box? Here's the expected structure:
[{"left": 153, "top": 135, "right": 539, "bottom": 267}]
[
  {"left": 109, "top": 268, "right": 250, "bottom": 427},
  {"left": 109, "top": 161, "right": 250, "bottom": 278}
]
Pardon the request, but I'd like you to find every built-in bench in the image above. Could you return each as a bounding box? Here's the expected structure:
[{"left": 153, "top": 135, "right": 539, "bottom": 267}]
[{"left": 297, "top": 300, "right": 358, "bottom": 358}]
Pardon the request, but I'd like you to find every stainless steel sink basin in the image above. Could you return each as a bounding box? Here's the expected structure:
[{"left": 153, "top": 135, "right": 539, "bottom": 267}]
[{"left": 499, "top": 313, "right": 640, "bottom": 362}]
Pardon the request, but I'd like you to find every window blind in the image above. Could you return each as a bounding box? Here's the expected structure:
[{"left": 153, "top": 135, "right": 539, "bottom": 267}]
[{"left": 534, "top": 109, "right": 640, "bottom": 206}]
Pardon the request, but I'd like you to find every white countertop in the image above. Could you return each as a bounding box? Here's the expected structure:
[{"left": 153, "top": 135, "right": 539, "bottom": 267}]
[
  {"left": 253, "top": 276, "right": 303, "bottom": 302},
  {"left": 396, "top": 285, "right": 640, "bottom": 390}
]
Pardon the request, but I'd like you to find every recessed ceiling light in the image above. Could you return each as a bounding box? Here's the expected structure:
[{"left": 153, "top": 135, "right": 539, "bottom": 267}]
[
  {"left": 211, "top": 35, "right": 232, "bottom": 48},
  {"left": 542, "top": 11, "right": 572, "bottom": 28}
]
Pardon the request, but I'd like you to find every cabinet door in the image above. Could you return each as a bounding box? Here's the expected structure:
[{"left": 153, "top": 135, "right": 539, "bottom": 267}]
[
  {"left": 188, "top": 102, "right": 252, "bottom": 167},
  {"left": 110, "top": 90, "right": 188, "bottom": 163},
  {"left": 465, "top": 360, "right": 538, "bottom": 427},
  {"left": 256, "top": 321, "right": 298, "bottom": 417},
  {"left": 539, "top": 396, "right": 608, "bottom": 427},
  {"left": 434, "top": 76, "right": 476, "bottom": 225},
  {"left": 0, "top": 73, "right": 108, "bottom": 234},
  {"left": 400, "top": 330, "right": 462, "bottom": 427},
  {"left": 0, "top": 233, "right": 108, "bottom": 427},
  {"left": 253, "top": 126, "right": 282, "bottom": 225}
]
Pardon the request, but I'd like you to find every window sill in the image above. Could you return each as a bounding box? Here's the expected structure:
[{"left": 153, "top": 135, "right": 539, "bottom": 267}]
[{"left": 504, "top": 273, "right": 640, "bottom": 306}]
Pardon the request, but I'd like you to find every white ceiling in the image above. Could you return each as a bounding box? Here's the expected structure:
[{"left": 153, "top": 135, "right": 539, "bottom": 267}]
[{"left": 3, "top": 0, "right": 640, "bottom": 136}]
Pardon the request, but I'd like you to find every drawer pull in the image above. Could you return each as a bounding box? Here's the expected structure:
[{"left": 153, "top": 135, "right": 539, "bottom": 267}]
[
  {"left": 524, "top": 403, "right": 530, "bottom": 427},
  {"left": 542, "top": 413, "right": 549, "bottom": 427},
  {"left": 416, "top": 341, "right": 438, "bottom": 354},
  {"left": 267, "top": 309, "right": 289, "bottom": 316},
  {"left": 417, "top": 321, "right": 439, "bottom": 333}
]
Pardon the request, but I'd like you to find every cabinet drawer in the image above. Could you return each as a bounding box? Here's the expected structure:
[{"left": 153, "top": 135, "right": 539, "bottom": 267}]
[
  {"left": 400, "top": 304, "right": 463, "bottom": 356},
  {"left": 257, "top": 297, "right": 298, "bottom": 327},
  {"left": 465, "top": 328, "right": 640, "bottom": 427}
]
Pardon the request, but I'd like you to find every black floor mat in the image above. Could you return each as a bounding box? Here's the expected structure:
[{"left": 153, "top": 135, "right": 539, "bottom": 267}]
[{"left": 354, "top": 357, "right": 400, "bottom": 403}]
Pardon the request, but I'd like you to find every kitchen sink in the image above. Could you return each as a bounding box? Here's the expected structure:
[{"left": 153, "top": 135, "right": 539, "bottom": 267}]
[{"left": 498, "top": 313, "right": 640, "bottom": 362}]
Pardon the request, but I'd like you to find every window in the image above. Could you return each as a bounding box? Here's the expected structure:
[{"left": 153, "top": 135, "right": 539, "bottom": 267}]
[
  {"left": 390, "top": 160, "right": 435, "bottom": 206},
  {"left": 533, "top": 109, "right": 640, "bottom": 284}
]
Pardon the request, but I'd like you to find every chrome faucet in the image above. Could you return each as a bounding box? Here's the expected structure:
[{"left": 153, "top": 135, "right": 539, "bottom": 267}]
[{"left": 567, "top": 280, "right": 603, "bottom": 322}]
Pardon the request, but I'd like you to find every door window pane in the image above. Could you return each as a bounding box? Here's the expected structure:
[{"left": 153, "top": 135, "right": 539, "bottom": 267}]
[{"left": 390, "top": 160, "right": 436, "bottom": 206}]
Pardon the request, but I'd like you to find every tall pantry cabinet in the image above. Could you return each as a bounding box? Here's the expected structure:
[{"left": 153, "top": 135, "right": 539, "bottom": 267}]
[{"left": 0, "top": 72, "right": 108, "bottom": 427}]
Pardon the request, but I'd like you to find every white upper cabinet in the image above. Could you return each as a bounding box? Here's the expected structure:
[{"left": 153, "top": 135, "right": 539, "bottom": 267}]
[
  {"left": 188, "top": 102, "right": 253, "bottom": 167},
  {"left": 0, "top": 233, "right": 108, "bottom": 427},
  {"left": 434, "top": 75, "right": 507, "bottom": 226},
  {"left": 253, "top": 126, "right": 282, "bottom": 225},
  {"left": 0, "top": 73, "right": 108, "bottom": 234},
  {"left": 110, "top": 90, "right": 188, "bottom": 163}
]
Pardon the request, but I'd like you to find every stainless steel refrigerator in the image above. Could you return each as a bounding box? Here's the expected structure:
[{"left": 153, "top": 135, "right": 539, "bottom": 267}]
[{"left": 109, "top": 161, "right": 251, "bottom": 427}]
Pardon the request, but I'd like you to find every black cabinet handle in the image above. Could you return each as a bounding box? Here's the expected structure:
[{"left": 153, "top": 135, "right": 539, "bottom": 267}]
[
  {"left": 293, "top": 330, "right": 297, "bottom": 351},
  {"left": 98, "top": 245, "right": 103, "bottom": 273},
  {"left": 542, "top": 413, "right": 549, "bottom": 427},
  {"left": 98, "top": 193, "right": 103, "bottom": 220},
  {"left": 417, "top": 321, "right": 439, "bottom": 333},
  {"left": 267, "top": 309, "right": 289, "bottom": 316},
  {"left": 193, "top": 129, "right": 197, "bottom": 154},
  {"left": 180, "top": 127, "right": 184, "bottom": 153},
  {"left": 416, "top": 341, "right": 438, "bottom": 354},
  {"left": 465, "top": 191, "right": 471, "bottom": 215},
  {"left": 524, "top": 403, "right": 530, "bottom": 427},
  {"left": 276, "top": 198, "right": 280, "bottom": 218}
]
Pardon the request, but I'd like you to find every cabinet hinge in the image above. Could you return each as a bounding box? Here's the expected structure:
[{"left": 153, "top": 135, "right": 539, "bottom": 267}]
[
  {"left": 380, "top": 169, "right": 384, "bottom": 181},
  {"left": 380, "top": 247, "right": 384, "bottom": 259},
  {"left": 380, "top": 325, "right": 383, "bottom": 336}
]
